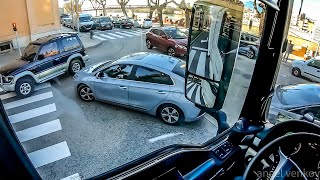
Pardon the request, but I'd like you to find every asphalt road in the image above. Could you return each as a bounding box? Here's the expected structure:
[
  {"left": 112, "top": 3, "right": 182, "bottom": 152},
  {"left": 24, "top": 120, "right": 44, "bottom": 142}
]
[{"left": 0, "top": 27, "right": 312, "bottom": 180}]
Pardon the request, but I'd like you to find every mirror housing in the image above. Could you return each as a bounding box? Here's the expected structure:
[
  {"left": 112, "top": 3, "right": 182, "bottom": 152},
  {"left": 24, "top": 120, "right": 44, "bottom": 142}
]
[
  {"left": 303, "top": 112, "right": 315, "bottom": 123},
  {"left": 37, "top": 54, "right": 45, "bottom": 60},
  {"left": 96, "top": 71, "right": 104, "bottom": 78},
  {"left": 161, "top": 35, "right": 167, "bottom": 39}
]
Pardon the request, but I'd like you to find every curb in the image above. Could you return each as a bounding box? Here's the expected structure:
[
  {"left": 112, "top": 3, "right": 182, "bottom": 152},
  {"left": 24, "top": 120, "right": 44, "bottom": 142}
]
[{"left": 85, "top": 41, "right": 103, "bottom": 50}]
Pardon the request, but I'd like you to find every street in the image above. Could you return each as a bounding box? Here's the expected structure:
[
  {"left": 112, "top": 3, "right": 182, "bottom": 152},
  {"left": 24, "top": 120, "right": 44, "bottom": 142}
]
[{"left": 0, "top": 27, "right": 312, "bottom": 180}]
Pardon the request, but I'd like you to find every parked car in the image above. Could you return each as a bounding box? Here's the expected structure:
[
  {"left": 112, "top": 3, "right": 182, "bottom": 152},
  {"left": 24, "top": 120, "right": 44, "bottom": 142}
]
[
  {"left": 137, "top": 18, "right": 153, "bottom": 28},
  {"left": 238, "top": 43, "right": 258, "bottom": 59},
  {"left": 146, "top": 27, "right": 188, "bottom": 57},
  {"left": 74, "top": 14, "right": 94, "bottom": 32},
  {"left": 73, "top": 53, "right": 204, "bottom": 125},
  {"left": 268, "top": 84, "right": 320, "bottom": 124},
  {"left": 292, "top": 58, "right": 320, "bottom": 82},
  {"left": 113, "top": 18, "right": 133, "bottom": 28},
  {"left": 60, "top": 14, "right": 70, "bottom": 24},
  {"left": 92, "top": 16, "right": 113, "bottom": 30},
  {"left": 240, "top": 32, "right": 260, "bottom": 47},
  {"left": 0, "top": 33, "right": 89, "bottom": 97},
  {"left": 62, "top": 18, "right": 72, "bottom": 27}
]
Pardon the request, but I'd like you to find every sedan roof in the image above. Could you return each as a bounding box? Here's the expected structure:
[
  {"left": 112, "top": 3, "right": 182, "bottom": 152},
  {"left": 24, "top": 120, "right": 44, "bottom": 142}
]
[{"left": 116, "top": 52, "right": 181, "bottom": 71}]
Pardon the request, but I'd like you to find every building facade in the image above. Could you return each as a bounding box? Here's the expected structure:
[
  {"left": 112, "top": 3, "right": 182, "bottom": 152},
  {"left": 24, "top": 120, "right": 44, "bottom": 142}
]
[{"left": 0, "top": 0, "right": 61, "bottom": 53}]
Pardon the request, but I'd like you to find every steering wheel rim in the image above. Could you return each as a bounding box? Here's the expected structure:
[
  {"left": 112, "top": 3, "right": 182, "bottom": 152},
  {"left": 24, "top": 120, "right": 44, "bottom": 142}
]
[{"left": 243, "top": 132, "right": 320, "bottom": 179}]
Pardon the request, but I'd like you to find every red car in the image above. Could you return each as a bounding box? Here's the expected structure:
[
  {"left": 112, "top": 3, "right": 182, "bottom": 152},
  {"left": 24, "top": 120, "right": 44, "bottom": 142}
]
[{"left": 146, "top": 27, "right": 188, "bottom": 57}]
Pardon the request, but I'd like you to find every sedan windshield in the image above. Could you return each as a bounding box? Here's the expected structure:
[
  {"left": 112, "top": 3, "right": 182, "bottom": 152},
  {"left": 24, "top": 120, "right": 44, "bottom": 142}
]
[
  {"left": 22, "top": 43, "right": 40, "bottom": 61},
  {"left": 79, "top": 16, "right": 91, "bottom": 22},
  {"left": 100, "top": 17, "right": 111, "bottom": 22},
  {"left": 165, "top": 28, "right": 187, "bottom": 39}
]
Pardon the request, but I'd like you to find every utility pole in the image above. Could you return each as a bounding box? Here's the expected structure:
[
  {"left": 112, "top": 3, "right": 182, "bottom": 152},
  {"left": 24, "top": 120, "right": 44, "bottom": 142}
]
[{"left": 71, "top": 0, "right": 74, "bottom": 29}]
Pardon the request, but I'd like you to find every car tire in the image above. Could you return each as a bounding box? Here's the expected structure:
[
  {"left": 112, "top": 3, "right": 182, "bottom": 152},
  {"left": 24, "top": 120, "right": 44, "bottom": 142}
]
[
  {"left": 77, "top": 84, "right": 94, "bottom": 101},
  {"left": 167, "top": 47, "right": 176, "bottom": 56},
  {"left": 146, "top": 39, "right": 153, "bottom": 49},
  {"left": 158, "top": 104, "right": 184, "bottom": 125},
  {"left": 68, "top": 59, "right": 83, "bottom": 75},
  {"left": 15, "top": 77, "right": 35, "bottom": 98},
  {"left": 292, "top": 67, "right": 301, "bottom": 77},
  {"left": 247, "top": 49, "right": 255, "bottom": 59}
]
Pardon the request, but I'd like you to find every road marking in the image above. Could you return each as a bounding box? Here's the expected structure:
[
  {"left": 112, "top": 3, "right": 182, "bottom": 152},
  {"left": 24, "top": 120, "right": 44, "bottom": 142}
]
[
  {"left": 107, "top": 33, "right": 125, "bottom": 38},
  {"left": 192, "top": 46, "right": 208, "bottom": 52},
  {"left": 9, "top": 103, "right": 56, "bottom": 124},
  {"left": 149, "top": 133, "right": 183, "bottom": 143},
  {"left": 114, "top": 32, "right": 133, "bottom": 37},
  {"left": 123, "top": 31, "right": 140, "bottom": 36},
  {"left": 195, "top": 84, "right": 201, "bottom": 104},
  {"left": 0, "top": 82, "right": 51, "bottom": 100},
  {"left": 196, "top": 52, "right": 207, "bottom": 77},
  {"left": 98, "top": 34, "right": 116, "bottom": 40},
  {"left": 61, "top": 173, "right": 81, "bottom": 180},
  {"left": 16, "top": 119, "right": 62, "bottom": 143},
  {"left": 0, "top": 87, "right": 3, "bottom": 92},
  {"left": 4, "top": 91, "right": 53, "bottom": 110},
  {"left": 93, "top": 35, "right": 106, "bottom": 41},
  {"left": 28, "top": 141, "right": 71, "bottom": 168},
  {"left": 187, "top": 82, "right": 197, "bottom": 97},
  {"left": 188, "top": 49, "right": 197, "bottom": 69}
]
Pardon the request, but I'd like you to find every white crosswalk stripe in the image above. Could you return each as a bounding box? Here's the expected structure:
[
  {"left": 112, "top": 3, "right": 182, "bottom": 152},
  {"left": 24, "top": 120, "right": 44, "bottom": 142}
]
[
  {"left": 114, "top": 31, "right": 134, "bottom": 37},
  {"left": 9, "top": 103, "right": 56, "bottom": 124},
  {"left": 1, "top": 82, "right": 71, "bottom": 168},
  {"left": 4, "top": 91, "right": 53, "bottom": 110},
  {"left": 16, "top": 119, "right": 62, "bottom": 142},
  {"left": 107, "top": 33, "right": 125, "bottom": 38},
  {"left": 28, "top": 141, "right": 71, "bottom": 168},
  {"left": 99, "top": 34, "right": 116, "bottom": 40},
  {"left": 123, "top": 31, "right": 141, "bottom": 35},
  {"left": 93, "top": 35, "right": 106, "bottom": 41}
]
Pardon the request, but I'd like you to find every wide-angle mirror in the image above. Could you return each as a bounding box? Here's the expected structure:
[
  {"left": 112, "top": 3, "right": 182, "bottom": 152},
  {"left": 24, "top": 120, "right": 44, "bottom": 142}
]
[{"left": 186, "top": 0, "right": 244, "bottom": 108}]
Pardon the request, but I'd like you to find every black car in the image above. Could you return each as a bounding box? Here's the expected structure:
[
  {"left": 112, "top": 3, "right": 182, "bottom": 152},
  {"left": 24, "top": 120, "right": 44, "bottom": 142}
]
[
  {"left": 0, "top": 33, "right": 90, "bottom": 98},
  {"left": 93, "top": 16, "right": 113, "bottom": 30},
  {"left": 113, "top": 18, "right": 133, "bottom": 28}
]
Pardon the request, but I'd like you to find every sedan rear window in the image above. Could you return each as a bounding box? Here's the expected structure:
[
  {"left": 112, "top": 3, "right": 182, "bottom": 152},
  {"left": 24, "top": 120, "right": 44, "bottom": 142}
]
[
  {"left": 172, "top": 61, "right": 186, "bottom": 78},
  {"left": 278, "top": 85, "right": 320, "bottom": 105},
  {"left": 134, "top": 66, "right": 173, "bottom": 85}
]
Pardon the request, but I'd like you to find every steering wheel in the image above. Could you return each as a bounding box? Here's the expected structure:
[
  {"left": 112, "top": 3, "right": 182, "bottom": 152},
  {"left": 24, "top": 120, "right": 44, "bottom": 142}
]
[{"left": 243, "top": 133, "right": 320, "bottom": 179}]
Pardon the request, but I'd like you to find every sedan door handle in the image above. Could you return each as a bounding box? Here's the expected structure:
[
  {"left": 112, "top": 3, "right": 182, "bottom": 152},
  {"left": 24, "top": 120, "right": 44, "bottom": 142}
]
[
  {"left": 156, "top": 91, "right": 166, "bottom": 94},
  {"left": 118, "top": 86, "right": 127, "bottom": 90}
]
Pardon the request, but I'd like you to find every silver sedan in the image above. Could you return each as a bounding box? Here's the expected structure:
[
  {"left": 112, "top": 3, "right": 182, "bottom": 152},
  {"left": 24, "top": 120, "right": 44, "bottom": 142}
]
[{"left": 73, "top": 52, "right": 204, "bottom": 125}]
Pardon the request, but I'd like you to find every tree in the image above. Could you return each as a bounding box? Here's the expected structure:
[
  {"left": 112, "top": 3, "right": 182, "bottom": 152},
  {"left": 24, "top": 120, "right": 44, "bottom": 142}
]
[
  {"left": 147, "top": 0, "right": 156, "bottom": 19},
  {"left": 150, "top": 0, "right": 174, "bottom": 27},
  {"left": 254, "top": 0, "right": 266, "bottom": 36},
  {"left": 89, "top": 0, "right": 102, "bottom": 16},
  {"left": 64, "top": 2, "right": 72, "bottom": 14},
  {"left": 116, "top": 0, "right": 130, "bottom": 17},
  {"left": 172, "top": 0, "right": 191, "bottom": 28},
  {"left": 95, "top": 0, "right": 107, "bottom": 16}
]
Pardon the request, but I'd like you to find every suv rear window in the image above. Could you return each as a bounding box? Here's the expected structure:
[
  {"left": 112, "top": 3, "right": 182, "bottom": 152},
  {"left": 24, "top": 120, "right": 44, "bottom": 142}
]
[
  {"left": 62, "top": 37, "right": 81, "bottom": 51},
  {"left": 172, "top": 61, "right": 186, "bottom": 78}
]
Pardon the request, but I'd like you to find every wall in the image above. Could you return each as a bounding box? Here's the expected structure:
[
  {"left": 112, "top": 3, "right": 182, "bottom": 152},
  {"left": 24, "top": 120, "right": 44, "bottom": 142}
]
[{"left": 0, "top": 0, "right": 61, "bottom": 48}]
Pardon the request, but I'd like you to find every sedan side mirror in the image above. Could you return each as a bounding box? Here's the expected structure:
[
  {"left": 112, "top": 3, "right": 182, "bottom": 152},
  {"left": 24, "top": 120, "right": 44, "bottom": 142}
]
[
  {"left": 303, "top": 112, "right": 315, "bottom": 123},
  {"left": 161, "top": 35, "right": 167, "bottom": 39},
  {"left": 96, "top": 71, "right": 104, "bottom": 78}
]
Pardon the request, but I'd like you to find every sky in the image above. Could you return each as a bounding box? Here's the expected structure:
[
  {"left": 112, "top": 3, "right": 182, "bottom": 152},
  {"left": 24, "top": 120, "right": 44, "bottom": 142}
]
[{"left": 59, "top": 0, "right": 320, "bottom": 19}]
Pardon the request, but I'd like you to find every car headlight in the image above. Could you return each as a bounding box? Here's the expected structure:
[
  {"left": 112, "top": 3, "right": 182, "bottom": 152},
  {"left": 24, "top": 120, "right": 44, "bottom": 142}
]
[
  {"left": 2, "top": 76, "right": 14, "bottom": 84},
  {"left": 175, "top": 44, "right": 187, "bottom": 50}
]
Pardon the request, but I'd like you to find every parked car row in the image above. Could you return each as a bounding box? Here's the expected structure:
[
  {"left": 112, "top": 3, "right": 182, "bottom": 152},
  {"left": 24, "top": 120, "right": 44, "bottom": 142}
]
[{"left": 61, "top": 14, "right": 153, "bottom": 31}]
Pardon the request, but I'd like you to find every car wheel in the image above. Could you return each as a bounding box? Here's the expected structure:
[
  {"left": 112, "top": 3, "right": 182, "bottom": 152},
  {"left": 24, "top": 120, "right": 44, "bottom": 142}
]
[
  {"left": 15, "top": 77, "right": 35, "bottom": 98},
  {"left": 77, "top": 84, "right": 94, "bottom": 101},
  {"left": 167, "top": 47, "right": 176, "bottom": 56},
  {"left": 158, "top": 104, "right": 184, "bottom": 125},
  {"left": 246, "top": 49, "right": 255, "bottom": 59},
  {"left": 292, "top": 67, "right": 301, "bottom": 77},
  {"left": 146, "top": 39, "right": 153, "bottom": 49},
  {"left": 68, "top": 59, "right": 83, "bottom": 75}
]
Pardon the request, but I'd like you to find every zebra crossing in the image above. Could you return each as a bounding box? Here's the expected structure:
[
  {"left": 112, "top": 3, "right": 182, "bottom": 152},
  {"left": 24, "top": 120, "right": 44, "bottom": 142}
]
[
  {"left": 186, "top": 78, "right": 218, "bottom": 107},
  {"left": 93, "top": 29, "right": 146, "bottom": 41},
  {"left": 0, "top": 82, "right": 71, "bottom": 168}
]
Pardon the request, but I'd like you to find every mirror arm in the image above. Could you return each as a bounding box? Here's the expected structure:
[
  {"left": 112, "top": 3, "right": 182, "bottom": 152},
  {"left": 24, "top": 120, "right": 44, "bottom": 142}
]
[{"left": 195, "top": 105, "right": 230, "bottom": 134}]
